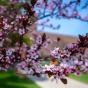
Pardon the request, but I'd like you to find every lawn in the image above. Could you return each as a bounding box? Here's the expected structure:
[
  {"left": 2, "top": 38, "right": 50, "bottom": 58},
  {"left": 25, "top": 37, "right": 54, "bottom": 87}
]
[
  {"left": 69, "top": 73, "right": 88, "bottom": 84},
  {"left": 42, "top": 61, "right": 50, "bottom": 66},
  {"left": 0, "top": 70, "right": 40, "bottom": 88}
]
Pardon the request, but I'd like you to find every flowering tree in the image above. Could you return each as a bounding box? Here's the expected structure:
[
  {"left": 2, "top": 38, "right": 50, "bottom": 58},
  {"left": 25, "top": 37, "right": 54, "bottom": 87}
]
[{"left": 0, "top": 0, "right": 88, "bottom": 84}]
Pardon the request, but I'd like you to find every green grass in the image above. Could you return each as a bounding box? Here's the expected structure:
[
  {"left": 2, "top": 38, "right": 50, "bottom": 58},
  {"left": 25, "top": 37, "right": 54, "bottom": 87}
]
[
  {"left": 69, "top": 73, "right": 88, "bottom": 84},
  {"left": 42, "top": 61, "right": 50, "bottom": 66},
  {"left": 0, "top": 70, "right": 40, "bottom": 88}
]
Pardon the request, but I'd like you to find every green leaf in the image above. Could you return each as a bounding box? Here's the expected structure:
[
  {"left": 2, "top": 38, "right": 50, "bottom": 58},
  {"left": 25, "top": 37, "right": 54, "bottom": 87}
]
[
  {"left": 3, "top": 41, "right": 9, "bottom": 47},
  {"left": 22, "top": 37, "right": 33, "bottom": 46},
  {"left": 7, "top": 33, "right": 21, "bottom": 46}
]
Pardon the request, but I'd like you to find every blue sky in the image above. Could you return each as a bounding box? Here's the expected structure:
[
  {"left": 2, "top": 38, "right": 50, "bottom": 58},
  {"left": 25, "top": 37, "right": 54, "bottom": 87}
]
[
  {"left": 37, "top": 0, "right": 88, "bottom": 37},
  {"left": 38, "top": 18, "right": 88, "bottom": 37},
  {"left": 21, "top": 0, "right": 88, "bottom": 37}
]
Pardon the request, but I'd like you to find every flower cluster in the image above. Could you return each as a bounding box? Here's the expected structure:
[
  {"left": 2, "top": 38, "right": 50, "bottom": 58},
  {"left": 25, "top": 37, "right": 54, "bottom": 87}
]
[
  {"left": 16, "top": 33, "right": 51, "bottom": 75},
  {"left": 43, "top": 42, "right": 88, "bottom": 84}
]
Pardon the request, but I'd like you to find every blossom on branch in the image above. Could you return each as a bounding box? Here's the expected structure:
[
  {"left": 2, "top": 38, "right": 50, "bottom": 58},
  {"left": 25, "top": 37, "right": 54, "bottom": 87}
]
[{"left": 0, "top": 0, "right": 88, "bottom": 85}]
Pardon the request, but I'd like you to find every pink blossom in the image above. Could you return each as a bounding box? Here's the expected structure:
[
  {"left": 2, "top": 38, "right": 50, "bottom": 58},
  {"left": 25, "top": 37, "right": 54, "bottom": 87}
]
[
  {"left": 36, "top": 35, "right": 42, "bottom": 45},
  {"left": 74, "top": 70, "right": 81, "bottom": 76},
  {"left": 30, "top": 44, "right": 38, "bottom": 51},
  {"left": 65, "top": 69, "right": 71, "bottom": 76},
  {"left": 18, "top": 29, "right": 25, "bottom": 35},
  {"left": 42, "top": 42, "right": 48, "bottom": 48},
  {"left": 60, "top": 63, "right": 68, "bottom": 69},
  {"left": 6, "top": 48, "right": 14, "bottom": 56},
  {"left": 43, "top": 64, "right": 54, "bottom": 72}
]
